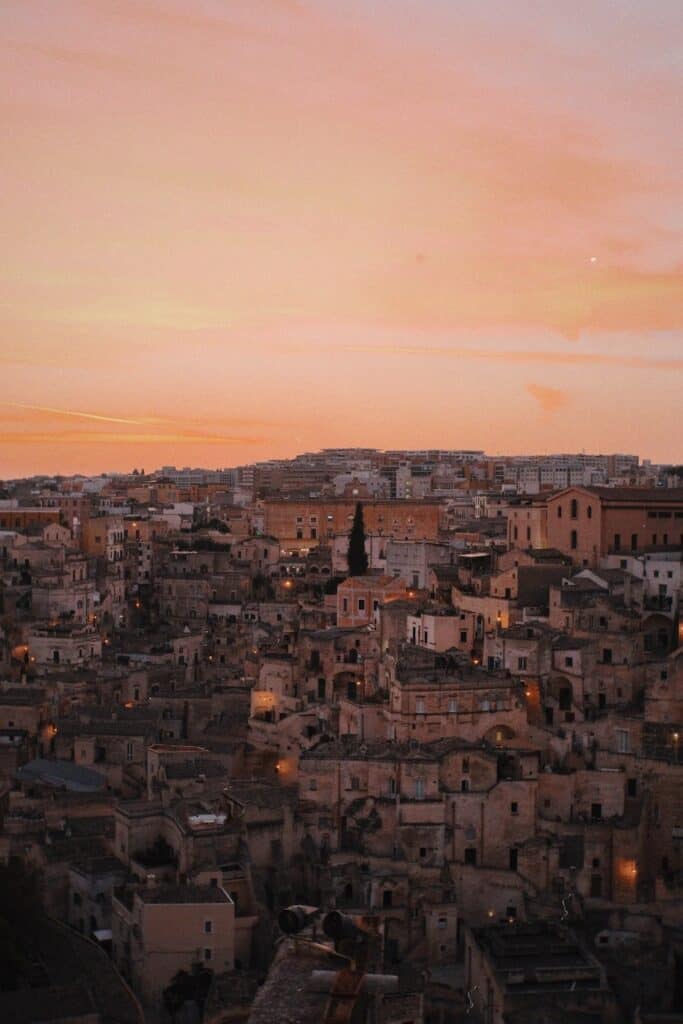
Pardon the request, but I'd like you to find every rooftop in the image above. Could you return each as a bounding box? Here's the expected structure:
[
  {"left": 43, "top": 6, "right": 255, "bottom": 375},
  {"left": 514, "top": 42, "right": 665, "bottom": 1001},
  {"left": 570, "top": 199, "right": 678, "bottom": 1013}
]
[
  {"left": 16, "top": 758, "right": 107, "bottom": 792},
  {"left": 139, "top": 884, "right": 231, "bottom": 905},
  {"left": 472, "top": 922, "right": 606, "bottom": 994}
]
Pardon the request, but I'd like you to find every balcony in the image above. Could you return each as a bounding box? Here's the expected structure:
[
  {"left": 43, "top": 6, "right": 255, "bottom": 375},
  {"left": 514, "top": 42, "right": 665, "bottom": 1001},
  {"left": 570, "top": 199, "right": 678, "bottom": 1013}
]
[{"left": 643, "top": 595, "right": 674, "bottom": 613}]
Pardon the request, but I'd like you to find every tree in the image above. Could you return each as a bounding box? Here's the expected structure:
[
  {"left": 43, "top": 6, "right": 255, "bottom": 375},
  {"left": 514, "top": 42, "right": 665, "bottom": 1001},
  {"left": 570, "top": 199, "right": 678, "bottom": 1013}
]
[
  {"left": 0, "top": 857, "right": 43, "bottom": 990},
  {"left": 252, "top": 571, "right": 275, "bottom": 601},
  {"left": 347, "top": 502, "right": 368, "bottom": 576}
]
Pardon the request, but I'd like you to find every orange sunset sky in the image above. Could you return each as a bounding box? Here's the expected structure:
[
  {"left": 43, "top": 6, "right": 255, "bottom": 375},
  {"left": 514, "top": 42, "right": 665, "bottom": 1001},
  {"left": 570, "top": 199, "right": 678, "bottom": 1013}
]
[{"left": 1, "top": 0, "right": 682, "bottom": 476}]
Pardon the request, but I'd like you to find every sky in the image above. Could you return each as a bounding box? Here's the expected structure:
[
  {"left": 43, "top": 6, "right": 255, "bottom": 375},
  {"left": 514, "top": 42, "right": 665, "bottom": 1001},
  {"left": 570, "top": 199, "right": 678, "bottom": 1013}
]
[{"left": 1, "top": 0, "right": 682, "bottom": 476}]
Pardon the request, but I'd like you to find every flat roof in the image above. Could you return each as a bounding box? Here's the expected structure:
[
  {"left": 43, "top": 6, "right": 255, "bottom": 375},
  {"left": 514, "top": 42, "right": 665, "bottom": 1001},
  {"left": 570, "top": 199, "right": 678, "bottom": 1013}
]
[
  {"left": 16, "top": 759, "right": 106, "bottom": 792},
  {"left": 140, "top": 884, "right": 231, "bottom": 904}
]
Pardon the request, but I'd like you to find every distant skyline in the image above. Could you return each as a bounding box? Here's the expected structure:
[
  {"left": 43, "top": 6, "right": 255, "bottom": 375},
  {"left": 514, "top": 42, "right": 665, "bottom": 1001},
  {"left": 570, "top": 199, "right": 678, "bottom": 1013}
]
[
  {"left": 2, "top": 0, "right": 682, "bottom": 476},
  {"left": 5, "top": 446, "right": 681, "bottom": 484}
]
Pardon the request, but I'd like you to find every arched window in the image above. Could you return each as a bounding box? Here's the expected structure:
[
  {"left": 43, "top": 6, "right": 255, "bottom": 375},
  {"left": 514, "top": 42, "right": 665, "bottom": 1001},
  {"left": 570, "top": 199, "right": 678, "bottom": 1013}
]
[{"left": 570, "top": 499, "right": 578, "bottom": 519}]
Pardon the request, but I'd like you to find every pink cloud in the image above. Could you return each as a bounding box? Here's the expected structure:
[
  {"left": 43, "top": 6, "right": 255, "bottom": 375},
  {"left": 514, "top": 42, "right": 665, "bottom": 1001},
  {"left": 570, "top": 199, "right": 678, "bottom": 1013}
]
[{"left": 526, "top": 383, "right": 569, "bottom": 414}]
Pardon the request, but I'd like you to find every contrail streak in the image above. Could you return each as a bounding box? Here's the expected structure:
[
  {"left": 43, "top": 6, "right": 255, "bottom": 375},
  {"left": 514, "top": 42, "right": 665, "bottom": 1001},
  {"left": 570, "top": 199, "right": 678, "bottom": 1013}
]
[{"left": 5, "top": 402, "right": 157, "bottom": 425}]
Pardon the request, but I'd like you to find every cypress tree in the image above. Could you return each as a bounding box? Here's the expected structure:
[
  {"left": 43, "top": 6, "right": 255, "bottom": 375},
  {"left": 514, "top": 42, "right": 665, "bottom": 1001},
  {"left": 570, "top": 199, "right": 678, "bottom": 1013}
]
[{"left": 347, "top": 501, "right": 369, "bottom": 576}]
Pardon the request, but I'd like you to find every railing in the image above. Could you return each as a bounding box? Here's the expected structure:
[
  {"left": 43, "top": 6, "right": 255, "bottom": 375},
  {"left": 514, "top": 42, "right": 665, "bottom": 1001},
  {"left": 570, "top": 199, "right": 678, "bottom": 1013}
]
[{"left": 643, "top": 595, "right": 674, "bottom": 612}]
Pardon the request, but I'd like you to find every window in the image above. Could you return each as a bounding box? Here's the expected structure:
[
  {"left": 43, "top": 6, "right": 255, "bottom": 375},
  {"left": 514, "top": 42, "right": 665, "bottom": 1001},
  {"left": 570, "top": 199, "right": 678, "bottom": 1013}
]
[
  {"left": 591, "top": 803, "right": 602, "bottom": 820},
  {"left": 570, "top": 499, "right": 578, "bottom": 519},
  {"left": 557, "top": 506, "right": 562, "bottom": 518},
  {"left": 351, "top": 776, "right": 360, "bottom": 790},
  {"left": 631, "top": 533, "right": 638, "bottom": 551},
  {"left": 565, "top": 656, "right": 574, "bottom": 668},
  {"left": 461, "top": 779, "right": 470, "bottom": 792},
  {"left": 357, "top": 598, "right": 365, "bottom": 612},
  {"left": 614, "top": 534, "right": 621, "bottom": 552},
  {"left": 204, "top": 920, "right": 213, "bottom": 934},
  {"left": 602, "top": 648, "right": 612, "bottom": 664},
  {"left": 382, "top": 890, "right": 393, "bottom": 908},
  {"left": 616, "top": 729, "right": 630, "bottom": 753},
  {"left": 460, "top": 630, "right": 468, "bottom": 643},
  {"left": 204, "top": 948, "right": 212, "bottom": 961},
  {"left": 438, "top": 916, "right": 447, "bottom": 929},
  {"left": 462, "top": 757, "right": 470, "bottom": 773},
  {"left": 509, "top": 848, "right": 518, "bottom": 870},
  {"left": 126, "top": 741, "right": 134, "bottom": 761},
  {"left": 416, "top": 697, "right": 425, "bottom": 714},
  {"left": 627, "top": 778, "right": 637, "bottom": 797},
  {"left": 464, "top": 847, "right": 477, "bottom": 865},
  {"left": 510, "top": 802, "right": 518, "bottom": 815},
  {"left": 309, "top": 778, "right": 317, "bottom": 790},
  {"left": 415, "top": 778, "right": 425, "bottom": 800},
  {"left": 448, "top": 698, "right": 458, "bottom": 714},
  {"left": 506, "top": 906, "right": 517, "bottom": 919},
  {"left": 570, "top": 530, "right": 578, "bottom": 550},
  {"left": 587, "top": 505, "right": 592, "bottom": 519},
  {"left": 517, "top": 656, "right": 527, "bottom": 671}
]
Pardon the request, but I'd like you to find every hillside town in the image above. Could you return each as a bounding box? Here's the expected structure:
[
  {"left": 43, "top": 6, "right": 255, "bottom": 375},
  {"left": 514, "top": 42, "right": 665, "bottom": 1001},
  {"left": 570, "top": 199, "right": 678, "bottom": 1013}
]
[{"left": 0, "top": 448, "right": 682, "bottom": 1024}]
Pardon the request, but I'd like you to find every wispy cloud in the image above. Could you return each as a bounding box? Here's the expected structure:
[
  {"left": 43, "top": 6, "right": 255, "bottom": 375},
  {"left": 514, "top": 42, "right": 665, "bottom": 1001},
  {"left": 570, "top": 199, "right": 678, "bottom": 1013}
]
[
  {"left": 336, "top": 344, "right": 683, "bottom": 371},
  {"left": 0, "top": 430, "right": 264, "bottom": 446},
  {"left": 4, "top": 402, "right": 161, "bottom": 425}
]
